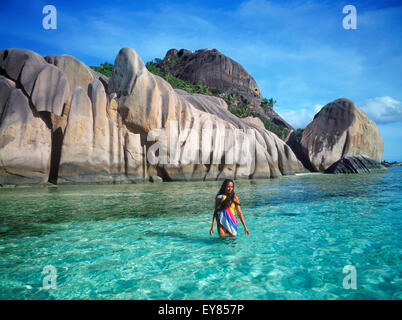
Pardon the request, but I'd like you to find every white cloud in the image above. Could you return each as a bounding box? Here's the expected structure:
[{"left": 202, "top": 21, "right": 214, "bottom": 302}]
[
  {"left": 360, "top": 96, "right": 402, "bottom": 124},
  {"left": 276, "top": 105, "right": 316, "bottom": 129},
  {"left": 275, "top": 102, "right": 326, "bottom": 129}
]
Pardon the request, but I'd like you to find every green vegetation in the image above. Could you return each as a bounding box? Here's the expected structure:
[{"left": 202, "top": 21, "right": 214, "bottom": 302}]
[
  {"left": 145, "top": 60, "right": 165, "bottom": 77},
  {"left": 258, "top": 116, "right": 288, "bottom": 139},
  {"left": 223, "top": 92, "right": 239, "bottom": 106},
  {"left": 145, "top": 59, "right": 213, "bottom": 95},
  {"left": 294, "top": 128, "right": 304, "bottom": 142},
  {"left": 228, "top": 104, "right": 288, "bottom": 139},
  {"left": 167, "top": 52, "right": 189, "bottom": 66},
  {"left": 260, "top": 97, "right": 276, "bottom": 110},
  {"left": 214, "top": 86, "right": 225, "bottom": 95},
  {"left": 222, "top": 92, "right": 286, "bottom": 138},
  {"left": 242, "top": 97, "right": 250, "bottom": 105},
  {"left": 90, "top": 62, "right": 113, "bottom": 77},
  {"left": 228, "top": 107, "right": 243, "bottom": 118}
]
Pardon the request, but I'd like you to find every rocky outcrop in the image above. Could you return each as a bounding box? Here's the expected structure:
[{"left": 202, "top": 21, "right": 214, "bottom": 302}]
[
  {"left": 0, "top": 47, "right": 306, "bottom": 185},
  {"left": 159, "top": 48, "right": 262, "bottom": 100},
  {"left": 324, "top": 155, "right": 386, "bottom": 174},
  {"left": 0, "top": 48, "right": 134, "bottom": 185},
  {"left": 300, "top": 98, "right": 384, "bottom": 172}
]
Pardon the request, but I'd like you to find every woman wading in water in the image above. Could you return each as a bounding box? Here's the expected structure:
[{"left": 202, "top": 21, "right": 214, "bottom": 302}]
[{"left": 210, "top": 179, "right": 250, "bottom": 237}]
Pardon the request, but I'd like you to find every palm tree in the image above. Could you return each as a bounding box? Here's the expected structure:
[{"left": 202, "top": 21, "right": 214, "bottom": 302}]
[{"left": 267, "top": 98, "right": 276, "bottom": 109}]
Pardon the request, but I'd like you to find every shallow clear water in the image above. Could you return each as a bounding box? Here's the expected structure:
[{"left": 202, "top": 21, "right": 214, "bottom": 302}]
[{"left": 0, "top": 168, "right": 401, "bottom": 300}]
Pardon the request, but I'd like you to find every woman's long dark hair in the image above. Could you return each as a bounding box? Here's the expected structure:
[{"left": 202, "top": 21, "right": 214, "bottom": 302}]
[{"left": 216, "top": 179, "right": 236, "bottom": 208}]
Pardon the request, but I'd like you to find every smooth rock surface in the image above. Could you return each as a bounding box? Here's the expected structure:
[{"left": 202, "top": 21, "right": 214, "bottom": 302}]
[
  {"left": 57, "top": 87, "right": 95, "bottom": 183},
  {"left": 31, "top": 64, "right": 70, "bottom": 116},
  {"left": 45, "top": 54, "right": 95, "bottom": 95},
  {"left": 0, "top": 89, "right": 52, "bottom": 185},
  {"left": 58, "top": 86, "right": 127, "bottom": 184}
]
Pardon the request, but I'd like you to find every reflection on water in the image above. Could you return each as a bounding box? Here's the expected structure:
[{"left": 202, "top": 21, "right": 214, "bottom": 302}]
[{"left": 0, "top": 168, "right": 401, "bottom": 299}]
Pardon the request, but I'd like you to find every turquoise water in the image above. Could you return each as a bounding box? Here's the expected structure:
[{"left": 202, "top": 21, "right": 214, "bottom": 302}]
[{"left": 0, "top": 168, "right": 401, "bottom": 300}]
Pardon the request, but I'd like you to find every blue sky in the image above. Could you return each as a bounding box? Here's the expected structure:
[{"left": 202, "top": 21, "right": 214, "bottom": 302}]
[{"left": 1, "top": 0, "right": 401, "bottom": 161}]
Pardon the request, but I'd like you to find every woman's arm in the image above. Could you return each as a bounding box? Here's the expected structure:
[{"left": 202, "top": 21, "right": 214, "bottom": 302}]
[
  {"left": 234, "top": 194, "right": 250, "bottom": 235},
  {"left": 210, "top": 198, "right": 220, "bottom": 236}
]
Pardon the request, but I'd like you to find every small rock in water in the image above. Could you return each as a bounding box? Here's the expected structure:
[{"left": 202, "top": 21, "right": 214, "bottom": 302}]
[{"left": 149, "top": 175, "right": 163, "bottom": 183}]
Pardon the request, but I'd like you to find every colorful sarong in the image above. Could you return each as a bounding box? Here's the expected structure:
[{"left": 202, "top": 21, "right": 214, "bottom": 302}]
[{"left": 216, "top": 195, "right": 237, "bottom": 236}]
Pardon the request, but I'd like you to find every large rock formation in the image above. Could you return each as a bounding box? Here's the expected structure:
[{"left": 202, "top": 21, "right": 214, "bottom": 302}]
[
  {"left": 159, "top": 48, "right": 262, "bottom": 100},
  {"left": 110, "top": 48, "right": 305, "bottom": 181},
  {"left": 299, "top": 98, "right": 384, "bottom": 172},
  {"left": 0, "top": 48, "right": 143, "bottom": 185},
  {"left": 0, "top": 47, "right": 305, "bottom": 185}
]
